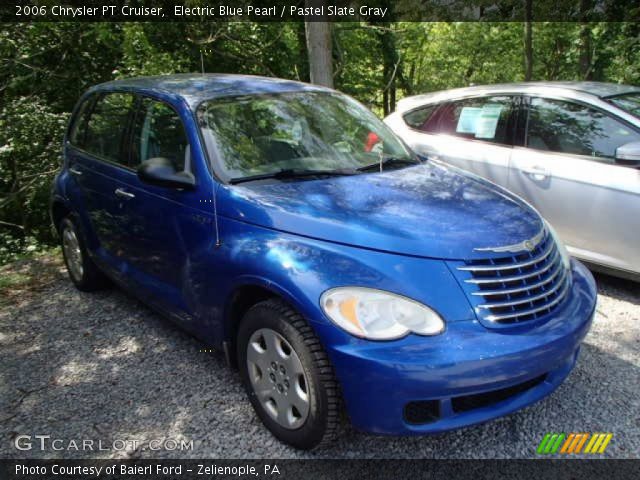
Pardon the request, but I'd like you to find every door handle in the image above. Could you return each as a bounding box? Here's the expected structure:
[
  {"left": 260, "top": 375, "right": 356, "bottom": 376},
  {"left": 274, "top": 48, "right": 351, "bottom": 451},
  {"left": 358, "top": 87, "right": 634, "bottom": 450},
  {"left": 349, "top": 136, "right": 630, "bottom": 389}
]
[
  {"left": 114, "top": 188, "right": 135, "bottom": 199},
  {"left": 521, "top": 165, "right": 550, "bottom": 181},
  {"left": 69, "top": 167, "right": 82, "bottom": 176}
]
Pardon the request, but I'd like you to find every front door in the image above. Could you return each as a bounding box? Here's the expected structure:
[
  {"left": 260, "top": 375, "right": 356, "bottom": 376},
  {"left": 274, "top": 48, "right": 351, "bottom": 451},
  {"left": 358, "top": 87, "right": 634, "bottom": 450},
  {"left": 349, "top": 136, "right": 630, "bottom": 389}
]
[
  {"left": 112, "top": 95, "right": 210, "bottom": 321},
  {"left": 508, "top": 96, "right": 640, "bottom": 273}
]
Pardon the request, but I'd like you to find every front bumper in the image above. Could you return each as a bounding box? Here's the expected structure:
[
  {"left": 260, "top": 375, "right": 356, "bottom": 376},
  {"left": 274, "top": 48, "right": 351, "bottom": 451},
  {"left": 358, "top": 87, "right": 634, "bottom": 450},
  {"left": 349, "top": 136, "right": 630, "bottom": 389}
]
[{"left": 317, "top": 260, "right": 596, "bottom": 435}]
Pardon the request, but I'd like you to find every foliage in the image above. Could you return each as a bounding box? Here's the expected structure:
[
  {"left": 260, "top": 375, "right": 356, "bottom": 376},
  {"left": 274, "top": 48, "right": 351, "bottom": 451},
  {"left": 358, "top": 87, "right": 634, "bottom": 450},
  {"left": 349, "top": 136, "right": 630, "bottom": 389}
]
[
  {"left": 0, "top": 96, "right": 68, "bottom": 263},
  {"left": 117, "top": 23, "right": 192, "bottom": 77},
  {"left": 0, "top": 20, "right": 638, "bottom": 264},
  {"left": 398, "top": 23, "right": 524, "bottom": 94}
]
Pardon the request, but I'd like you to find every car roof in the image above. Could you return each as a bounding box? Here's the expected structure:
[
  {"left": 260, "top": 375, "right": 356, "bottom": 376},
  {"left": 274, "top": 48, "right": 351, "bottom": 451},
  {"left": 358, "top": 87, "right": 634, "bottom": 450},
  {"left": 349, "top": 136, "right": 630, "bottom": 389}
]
[
  {"left": 89, "top": 73, "right": 332, "bottom": 108},
  {"left": 397, "top": 81, "right": 640, "bottom": 111}
]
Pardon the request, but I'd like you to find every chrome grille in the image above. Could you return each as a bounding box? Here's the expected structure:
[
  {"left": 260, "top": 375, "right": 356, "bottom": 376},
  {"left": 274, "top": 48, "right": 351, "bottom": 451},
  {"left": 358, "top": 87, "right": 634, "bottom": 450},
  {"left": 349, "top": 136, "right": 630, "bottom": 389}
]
[{"left": 455, "top": 231, "right": 571, "bottom": 326}]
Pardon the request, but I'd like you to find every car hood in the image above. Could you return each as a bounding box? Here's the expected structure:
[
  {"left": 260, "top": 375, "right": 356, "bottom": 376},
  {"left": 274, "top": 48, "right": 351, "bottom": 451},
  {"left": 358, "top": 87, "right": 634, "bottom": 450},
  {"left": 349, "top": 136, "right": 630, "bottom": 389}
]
[{"left": 217, "top": 162, "right": 543, "bottom": 260}]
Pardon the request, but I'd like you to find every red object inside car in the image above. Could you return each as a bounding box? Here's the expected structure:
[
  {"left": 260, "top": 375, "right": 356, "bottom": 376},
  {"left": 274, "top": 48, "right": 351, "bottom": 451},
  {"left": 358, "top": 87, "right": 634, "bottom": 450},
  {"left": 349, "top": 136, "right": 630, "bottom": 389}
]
[{"left": 364, "top": 132, "right": 380, "bottom": 152}]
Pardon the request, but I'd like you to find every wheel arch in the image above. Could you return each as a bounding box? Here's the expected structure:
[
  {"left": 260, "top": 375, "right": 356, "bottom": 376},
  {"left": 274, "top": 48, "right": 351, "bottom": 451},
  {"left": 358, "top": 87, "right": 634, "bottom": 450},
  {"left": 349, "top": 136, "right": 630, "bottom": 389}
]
[
  {"left": 50, "top": 198, "right": 72, "bottom": 236},
  {"left": 222, "top": 276, "right": 320, "bottom": 369}
]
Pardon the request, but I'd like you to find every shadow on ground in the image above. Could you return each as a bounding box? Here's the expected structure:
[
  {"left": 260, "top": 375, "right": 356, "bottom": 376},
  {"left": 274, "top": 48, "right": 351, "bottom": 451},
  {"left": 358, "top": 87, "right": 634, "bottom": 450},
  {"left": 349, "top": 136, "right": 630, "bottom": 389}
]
[{"left": 593, "top": 272, "right": 640, "bottom": 306}]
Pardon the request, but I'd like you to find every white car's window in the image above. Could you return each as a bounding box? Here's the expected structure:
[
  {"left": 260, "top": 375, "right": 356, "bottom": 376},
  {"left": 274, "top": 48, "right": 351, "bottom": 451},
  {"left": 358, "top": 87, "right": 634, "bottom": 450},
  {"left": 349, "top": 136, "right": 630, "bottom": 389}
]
[
  {"left": 526, "top": 97, "right": 640, "bottom": 160},
  {"left": 607, "top": 93, "right": 640, "bottom": 119},
  {"left": 403, "top": 104, "right": 437, "bottom": 130},
  {"left": 415, "top": 96, "right": 514, "bottom": 146}
]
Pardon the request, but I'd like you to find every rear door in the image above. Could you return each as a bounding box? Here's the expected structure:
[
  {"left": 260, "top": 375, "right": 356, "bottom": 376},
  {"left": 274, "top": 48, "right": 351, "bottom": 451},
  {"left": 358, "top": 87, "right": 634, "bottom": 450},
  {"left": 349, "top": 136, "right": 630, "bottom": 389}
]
[
  {"left": 508, "top": 96, "right": 640, "bottom": 273},
  {"left": 398, "top": 95, "right": 518, "bottom": 188},
  {"left": 65, "top": 91, "right": 137, "bottom": 266}
]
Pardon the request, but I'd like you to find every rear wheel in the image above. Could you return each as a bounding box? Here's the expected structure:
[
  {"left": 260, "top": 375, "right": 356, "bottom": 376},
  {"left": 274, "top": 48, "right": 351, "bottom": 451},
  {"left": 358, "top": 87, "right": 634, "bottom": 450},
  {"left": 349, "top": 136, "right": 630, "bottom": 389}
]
[
  {"left": 60, "top": 217, "right": 107, "bottom": 291},
  {"left": 237, "top": 299, "right": 343, "bottom": 450}
]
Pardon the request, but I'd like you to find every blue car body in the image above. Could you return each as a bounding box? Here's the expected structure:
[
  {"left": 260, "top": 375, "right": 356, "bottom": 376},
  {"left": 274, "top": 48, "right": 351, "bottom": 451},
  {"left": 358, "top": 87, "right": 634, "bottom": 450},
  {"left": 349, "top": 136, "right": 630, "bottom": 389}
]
[{"left": 51, "top": 75, "right": 597, "bottom": 435}]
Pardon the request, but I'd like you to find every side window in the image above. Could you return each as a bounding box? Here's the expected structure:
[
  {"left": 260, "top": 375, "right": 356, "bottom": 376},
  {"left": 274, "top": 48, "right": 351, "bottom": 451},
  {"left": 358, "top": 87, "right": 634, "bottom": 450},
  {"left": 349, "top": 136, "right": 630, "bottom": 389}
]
[
  {"left": 131, "top": 98, "right": 190, "bottom": 171},
  {"left": 427, "top": 96, "right": 514, "bottom": 145},
  {"left": 526, "top": 97, "right": 640, "bottom": 159},
  {"left": 68, "top": 95, "right": 95, "bottom": 147},
  {"left": 83, "top": 93, "right": 135, "bottom": 165},
  {"left": 403, "top": 104, "right": 437, "bottom": 130}
]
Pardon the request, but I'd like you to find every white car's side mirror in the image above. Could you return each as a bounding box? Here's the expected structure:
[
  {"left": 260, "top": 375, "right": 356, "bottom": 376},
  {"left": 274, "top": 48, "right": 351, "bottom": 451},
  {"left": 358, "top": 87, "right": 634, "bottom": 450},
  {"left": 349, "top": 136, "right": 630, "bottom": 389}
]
[{"left": 615, "top": 141, "right": 640, "bottom": 168}]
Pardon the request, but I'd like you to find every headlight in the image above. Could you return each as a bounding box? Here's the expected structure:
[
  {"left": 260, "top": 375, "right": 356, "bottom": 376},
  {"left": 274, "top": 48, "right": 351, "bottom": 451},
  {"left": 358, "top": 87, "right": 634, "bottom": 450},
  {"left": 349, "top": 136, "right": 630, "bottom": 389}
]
[
  {"left": 545, "top": 220, "right": 571, "bottom": 270},
  {"left": 320, "top": 287, "right": 445, "bottom": 340}
]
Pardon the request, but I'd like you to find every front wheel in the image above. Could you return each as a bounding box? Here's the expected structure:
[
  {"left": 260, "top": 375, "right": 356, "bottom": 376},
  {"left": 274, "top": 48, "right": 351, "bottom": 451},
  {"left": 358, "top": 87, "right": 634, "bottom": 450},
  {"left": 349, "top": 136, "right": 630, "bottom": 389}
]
[{"left": 237, "top": 299, "right": 343, "bottom": 450}]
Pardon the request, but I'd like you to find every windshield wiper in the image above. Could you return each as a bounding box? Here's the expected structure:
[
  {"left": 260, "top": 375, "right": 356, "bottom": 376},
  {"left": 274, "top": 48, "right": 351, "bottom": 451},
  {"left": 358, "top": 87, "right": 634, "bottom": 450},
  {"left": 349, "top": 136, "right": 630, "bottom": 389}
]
[
  {"left": 229, "top": 168, "right": 358, "bottom": 185},
  {"left": 357, "top": 156, "right": 422, "bottom": 172}
]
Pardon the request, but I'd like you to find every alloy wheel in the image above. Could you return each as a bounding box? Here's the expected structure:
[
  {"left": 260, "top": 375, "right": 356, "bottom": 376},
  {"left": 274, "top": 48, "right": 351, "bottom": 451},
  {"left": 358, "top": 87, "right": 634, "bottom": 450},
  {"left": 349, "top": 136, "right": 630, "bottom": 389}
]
[{"left": 62, "top": 225, "right": 83, "bottom": 282}]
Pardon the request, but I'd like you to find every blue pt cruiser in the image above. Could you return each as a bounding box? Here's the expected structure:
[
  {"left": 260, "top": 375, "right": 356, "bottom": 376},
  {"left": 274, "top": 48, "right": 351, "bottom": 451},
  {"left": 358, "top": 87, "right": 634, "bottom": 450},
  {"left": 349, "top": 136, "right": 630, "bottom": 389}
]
[{"left": 50, "top": 75, "right": 597, "bottom": 449}]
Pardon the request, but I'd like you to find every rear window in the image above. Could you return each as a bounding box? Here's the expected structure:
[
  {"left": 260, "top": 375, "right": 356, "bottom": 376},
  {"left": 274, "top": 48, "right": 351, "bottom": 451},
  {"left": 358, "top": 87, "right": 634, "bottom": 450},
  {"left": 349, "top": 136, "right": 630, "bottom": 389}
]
[
  {"left": 77, "top": 92, "right": 136, "bottom": 165},
  {"left": 403, "top": 105, "right": 437, "bottom": 130},
  {"left": 429, "top": 96, "right": 514, "bottom": 145}
]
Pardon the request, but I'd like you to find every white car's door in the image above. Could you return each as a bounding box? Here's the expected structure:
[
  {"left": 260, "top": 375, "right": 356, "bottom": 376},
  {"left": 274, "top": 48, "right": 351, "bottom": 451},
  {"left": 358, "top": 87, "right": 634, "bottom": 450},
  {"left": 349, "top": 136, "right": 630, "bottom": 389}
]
[
  {"left": 389, "top": 95, "right": 518, "bottom": 189},
  {"left": 508, "top": 96, "right": 640, "bottom": 274}
]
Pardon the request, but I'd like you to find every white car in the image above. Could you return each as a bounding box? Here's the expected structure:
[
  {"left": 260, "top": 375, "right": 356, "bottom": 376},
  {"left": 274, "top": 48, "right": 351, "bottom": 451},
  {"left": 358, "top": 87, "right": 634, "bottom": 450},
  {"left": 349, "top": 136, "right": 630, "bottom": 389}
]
[{"left": 385, "top": 81, "right": 640, "bottom": 280}]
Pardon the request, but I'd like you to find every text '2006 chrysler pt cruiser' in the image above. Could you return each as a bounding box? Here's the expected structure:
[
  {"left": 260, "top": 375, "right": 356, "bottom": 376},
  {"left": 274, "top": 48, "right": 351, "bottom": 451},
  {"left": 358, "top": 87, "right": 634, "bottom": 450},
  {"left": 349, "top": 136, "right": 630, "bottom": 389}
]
[{"left": 51, "top": 74, "right": 597, "bottom": 449}]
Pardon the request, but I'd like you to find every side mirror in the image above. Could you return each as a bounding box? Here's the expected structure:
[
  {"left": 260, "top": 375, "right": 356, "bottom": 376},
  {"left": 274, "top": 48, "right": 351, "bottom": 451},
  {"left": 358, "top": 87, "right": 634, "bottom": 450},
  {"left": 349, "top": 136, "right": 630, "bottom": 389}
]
[
  {"left": 615, "top": 141, "right": 640, "bottom": 168},
  {"left": 137, "top": 157, "right": 195, "bottom": 189}
]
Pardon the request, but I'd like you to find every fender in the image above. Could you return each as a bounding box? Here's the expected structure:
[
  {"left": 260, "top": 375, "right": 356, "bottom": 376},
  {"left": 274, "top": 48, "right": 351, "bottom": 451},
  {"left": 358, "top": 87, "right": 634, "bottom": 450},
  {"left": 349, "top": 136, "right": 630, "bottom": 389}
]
[{"left": 200, "top": 215, "right": 475, "bottom": 350}]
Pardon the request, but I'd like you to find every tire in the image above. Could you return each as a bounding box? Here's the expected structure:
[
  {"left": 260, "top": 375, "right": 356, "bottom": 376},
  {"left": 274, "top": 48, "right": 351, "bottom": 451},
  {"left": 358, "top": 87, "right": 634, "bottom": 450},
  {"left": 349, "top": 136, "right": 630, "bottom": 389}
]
[
  {"left": 59, "top": 217, "right": 108, "bottom": 292},
  {"left": 237, "top": 298, "right": 343, "bottom": 450}
]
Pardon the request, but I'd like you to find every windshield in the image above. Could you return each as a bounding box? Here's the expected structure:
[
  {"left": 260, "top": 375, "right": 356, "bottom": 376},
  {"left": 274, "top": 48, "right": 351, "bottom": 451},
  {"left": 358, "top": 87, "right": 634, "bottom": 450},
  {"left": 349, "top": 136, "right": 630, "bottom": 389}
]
[
  {"left": 607, "top": 93, "right": 640, "bottom": 119},
  {"left": 198, "top": 91, "right": 416, "bottom": 182}
]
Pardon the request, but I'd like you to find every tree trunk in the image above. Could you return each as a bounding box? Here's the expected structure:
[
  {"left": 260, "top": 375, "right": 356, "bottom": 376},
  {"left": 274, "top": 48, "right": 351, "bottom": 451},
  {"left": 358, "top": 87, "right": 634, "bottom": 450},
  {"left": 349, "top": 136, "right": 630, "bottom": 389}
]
[
  {"left": 304, "top": 5, "right": 333, "bottom": 88},
  {"left": 524, "top": 0, "right": 533, "bottom": 81},
  {"left": 579, "top": 0, "right": 594, "bottom": 80},
  {"left": 378, "top": 18, "right": 400, "bottom": 114},
  {"left": 390, "top": 82, "right": 396, "bottom": 114},
  {"left": 296, "top": 22, "right": 310, "bottom": 82},
  {"left": 579, "top": 24, "right": 593, "bottom": 79}
]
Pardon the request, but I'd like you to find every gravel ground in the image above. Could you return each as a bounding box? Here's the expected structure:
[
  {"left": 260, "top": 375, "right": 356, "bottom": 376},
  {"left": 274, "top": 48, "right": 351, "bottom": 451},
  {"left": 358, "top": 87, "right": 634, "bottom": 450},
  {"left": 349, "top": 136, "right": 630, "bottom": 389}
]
[{"left": 0, "top": 254, "right": 638, "bottom": 459}]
